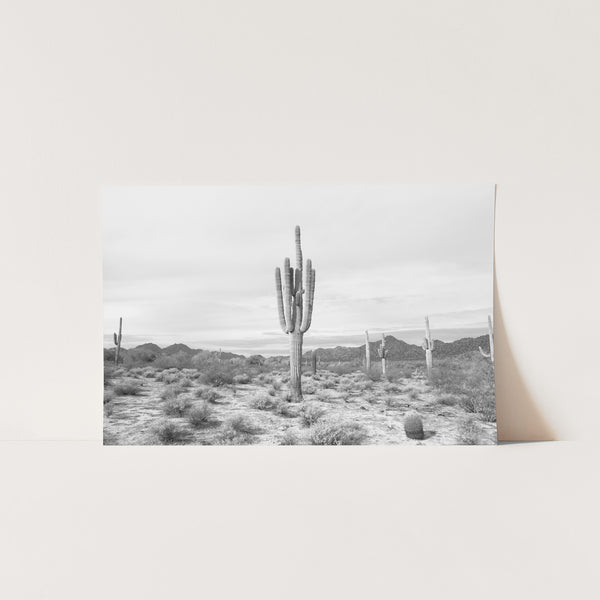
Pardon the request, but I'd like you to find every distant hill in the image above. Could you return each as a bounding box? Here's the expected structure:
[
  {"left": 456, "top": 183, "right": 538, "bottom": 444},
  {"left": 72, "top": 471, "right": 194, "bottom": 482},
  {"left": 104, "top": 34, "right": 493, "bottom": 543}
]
[{"left": 305, "top": 334, "right": 489, "bottom": 362}]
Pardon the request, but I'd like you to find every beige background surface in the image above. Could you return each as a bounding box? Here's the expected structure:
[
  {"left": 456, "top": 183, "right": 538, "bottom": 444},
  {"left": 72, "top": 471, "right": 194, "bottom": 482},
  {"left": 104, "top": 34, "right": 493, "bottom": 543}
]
[{"left": 1, "top": 1, "right": 599, "bottom": 598}]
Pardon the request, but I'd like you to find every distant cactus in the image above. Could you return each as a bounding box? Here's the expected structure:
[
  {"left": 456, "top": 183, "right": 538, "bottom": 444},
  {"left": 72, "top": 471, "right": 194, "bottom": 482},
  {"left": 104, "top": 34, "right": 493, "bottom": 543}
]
[
  {"left": 311, "top": 350, "right": 318, "bottom": 375},
  {"left": 421, "top": 316, "right": 434, "bottom": 378},
  {"left": 113, "top": 317, "right": 123, "bottom": 365},
  {"left": 377, "top": 333, "right": 388, "bottom": 377},
  {"left": 275, "top": 226, "right": 316, "bottom": 401},
  {"left": 404, "top": 411, "right": 424, "bottom": 440},
  {"left": 365, "top": 330, "right": 371, "bottom": 371},
  {"left": 478, "top": 315, "right": 494, "bottom": 362}
]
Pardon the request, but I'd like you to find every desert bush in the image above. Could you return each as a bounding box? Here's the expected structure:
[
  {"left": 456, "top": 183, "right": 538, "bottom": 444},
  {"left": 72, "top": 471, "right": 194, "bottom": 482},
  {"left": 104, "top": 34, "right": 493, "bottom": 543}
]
[
  {"left": 113, "top": 380, "right": 142, "bottom": 396},
  {"left": 103, "top": 366, "right": 115, "bottom": 386},
  {"left": 272, "top": 380, "right": 282, "bottom": 391},
  {"left": 156, "top": 371, "right": 181, "bottom": 384},
  {"left": 328, "top": 363, "right": 356, "bottom": 376},
  {"left": 163, "top": 395, "right": 192, "bottom": 416},
  {"left": 188, "top": 402, "right": 215, "bottom": 428},
  {"left": 280, "top": 429, "right": 299, "bottom": 445},
  {"left": 274, "top": 400, "right": 297, "bottom": 418},
  {"left": 179, "top": 377, "right": 193, "bottom": 388},
  {"left": 302, "top": 381, "right": 316, "bottom": 395},
  {"left": 364, "top": 369, "right": 381, "bottom": 382},
  {"left": 384, "top": 396, "right": 395, "bottom": 408},
  {"left": 322, "top": 378, "right": 336, "bottom": 389},
  {"left": 267, "top": 386, "right": 277, "bottom": 397},
  {"left": 233, "top": 373, "right": 251, "bottom": 384},
  {"left": 309, "top": 420, "right": 368, "bottom": 445},
  {"left": 280, "top": 391, "right": 293, "bottom": 403},
  {"left": 249, "top": 395, "right": 277, "bottom": 410},
  {"left": 361, "top": 380, "right": 374, "bottom": 391},
  {"left": 438, "top": 394, "right": 459, "bottom": 406},
  {"left": 160, "top": 384, "right": 188, "bottom": 401},
  {"left": 404, "top": 411, "right": 424, "bottom": 440},
  {"left": 195, "top": 387, "right": 223, "bottom": 403},
  {"left": 200, "top": 364, "right": 235, "bottom": 387},
  {"left": 301, "top": 403, "right": 326, "bottom": 427},
  {"left": 257, "top": 373, "right": 274, "bottom": 385},
  {"left": 457, "top": 417, "right": 481, "bottom": 445},
  {"left": 408, "top": 389, "right": 419, "bottom": 402},
  {"left": 153, "top": 419, "right": 192, "bottom": 445},
  {"left": 229, "top": 415, "right": 260, "bottom": 435}
]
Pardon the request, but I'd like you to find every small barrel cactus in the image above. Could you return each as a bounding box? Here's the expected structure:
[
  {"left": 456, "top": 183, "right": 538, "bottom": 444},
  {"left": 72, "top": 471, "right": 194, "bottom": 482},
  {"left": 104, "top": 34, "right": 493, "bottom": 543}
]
[{"left": 404, "top": 411, "right": 424, "bottom": 440}]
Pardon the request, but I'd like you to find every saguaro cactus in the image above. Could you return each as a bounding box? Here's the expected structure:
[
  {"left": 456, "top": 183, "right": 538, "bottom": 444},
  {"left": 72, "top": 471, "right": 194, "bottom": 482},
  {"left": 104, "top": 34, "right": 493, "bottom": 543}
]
[
  {"left": 113, "top": 317, "right": 123, "bottom": 365},
  {"left": 421, "top": 316, "right": 434, "bottom": 378},
  {"left": 479, "top": 315, "right": 494, "bottom": 362},
  {"left": 377, "top": 333, "right": 388, "bottom": 377},
  {"left": 275, "top": 226, "right": 316, "bottom": 401},
  {"left": 365, "top": 330, "right": 371, "bottom": 371},
  {"left": 311, "top": 350, "right": 318, "bottom": 375}
]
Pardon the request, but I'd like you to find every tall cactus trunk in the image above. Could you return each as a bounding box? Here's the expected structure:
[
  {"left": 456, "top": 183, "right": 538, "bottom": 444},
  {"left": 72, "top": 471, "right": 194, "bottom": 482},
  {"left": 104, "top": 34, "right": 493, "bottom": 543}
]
[
  {"left": 377, "top": 333, "right": 387, "bottom": 378},
  {"left": 114, "top": 317, "right": 122, "bottom": 365},
  {"left": 365, "top": 330, "right": 371, "bottom": 371},
  {"left": 422, "top": 316, "right": 434, "bottom": 379},
  {"left": 479, "top": 315, "right": 494, "bottom": 362},
  {"left": 290, "top": 332, "right": 303, "bottom": 401},
  {"left": 275, "top": 226, "right": 316, "bottom": 402},
  {"left": 425, "top": 349, "right": 432, "bottom": 378}
]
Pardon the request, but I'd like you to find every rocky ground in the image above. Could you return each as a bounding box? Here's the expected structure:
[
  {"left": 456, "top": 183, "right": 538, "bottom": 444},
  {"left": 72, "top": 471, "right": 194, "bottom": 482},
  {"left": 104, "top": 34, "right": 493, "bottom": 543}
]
[{"left": 103, "top": 364, "right": 497, "bottom": 445}]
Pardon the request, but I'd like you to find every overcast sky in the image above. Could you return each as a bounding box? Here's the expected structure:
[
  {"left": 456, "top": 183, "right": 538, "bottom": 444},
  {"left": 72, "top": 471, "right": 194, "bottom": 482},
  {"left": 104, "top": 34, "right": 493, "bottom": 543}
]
[{"left": 103, "top": 185, "right": 494, "bottom": 355}]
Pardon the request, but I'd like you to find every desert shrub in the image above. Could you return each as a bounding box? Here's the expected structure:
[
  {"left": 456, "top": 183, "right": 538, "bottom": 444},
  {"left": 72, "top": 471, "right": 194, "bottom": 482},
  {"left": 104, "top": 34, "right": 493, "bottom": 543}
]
[
  {"left": 154, "top": 351, "right": 194, "bottom": 369},
  {"left": 257, "top": 373, "right": 274, "bottom": 385},
  {"left": 384, "top": 382, "right": 402, "bottom": 394},
  {"left": 188, "top": 403, "right": 215, "bottom": 428},
  {"left": 404, "top": 411, "right": 424, "bottom": 440},
  {"left": 195, "top": 387, "right": 223, "bottom": 403},
  {"left": 301, "top": 403, "right": 326, "bottom": 427},
  {"left": 408, "top": 389, "right": 419, "bottom": 402},
  {"left": 328, "top": 363, "right": 355, "bottom": 376},
  {"left": 113, "top": 380, "right": 142, "bottom": 396},
  {"left": 322, "top": 378, "right": 336, "bottom": 389},
  {"left": 156, "top": 371, "right": 181, "bottom": 384},
  {"left": 272, "top": 380, "right": 282, "bottom": 391},
  {"left": 457, "top": 417, "right": 481, "bottom": 445},
  {"left": 274, "top": 401, "right": 297, "bottom": 417},
  {"left": 160, "top": 384, "right": 188, "bottom": 401},
  {"left": 163, "top": 395, "right": 192, "bottom": 416},
  {"left": 214, "top": 427, "right": 253, "bottom": 445},
  {"left": 179, "top": 377, "right": 193, "bottom": 388},
  {"left": 280, "top": 391, "right": 293, "bottom": 403},
  {"left": 142, "top": 367, "right": 156, "bottom": 378},
  {"left": 363, "top": 393, "right": 377, "bottom": 405},
  {"left": 384, "top": 396, "right": 395, "bottom": 408},
  {"left": 233, "top": 373, "right": 251, "bottom": 384},
  {"left": 200, "top": 364, "right": 235, "bottom": 387},
  {"left": 361, "top": 380, "right": 374, "bottom": 391},
  {"left": 302, "top": 381, "right": 316, "bottom": 395},
  {"left": 280, "top": 429, "right": 299, "bottom": 445},
  {"left": 309, "top": 420, "right": 368, "bottom": 445},
  {"left": 438, "top": 394, "right": 459, "bottom": 406},
  {"left": 246, "top": 354, "right": 265, "bottom": 366},
  {"left": 229, "top": 415, "right": 260, "bottom": 435},
  {"left": 249, "top": 395, "right": 277, "bottom": 410},
  {"left": 153, "top": 419, "right": 191, "bottom": 445},
  {"left": 104, "top": 402, "right": 114, "bottom": 417},
  {"left": 267, "top": 386, "right": 277, "bottom": 397},
  {"left": 364, "top": 369, "right": 381, "bottom": 382}
]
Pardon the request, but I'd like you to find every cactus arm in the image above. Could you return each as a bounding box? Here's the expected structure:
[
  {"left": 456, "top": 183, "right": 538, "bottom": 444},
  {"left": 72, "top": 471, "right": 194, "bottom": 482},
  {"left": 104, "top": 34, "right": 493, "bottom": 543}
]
[
  {"left": 275, "top": 267, "right": 288, "bottom": 334},
  {"left": 300, "top": 266, "right": 315, "bottom": 333},
  {"left": 295, "top": 225, "right": 303, "bottom": 271},
  {"left": 479, "top": 346, "right": 491, "bottom": 358},
  {"left": 282, "top": 257, "right": 293, "bottom": 332},
  {"left": 113, "top": 332, "right": 118, "bottom": 345}
]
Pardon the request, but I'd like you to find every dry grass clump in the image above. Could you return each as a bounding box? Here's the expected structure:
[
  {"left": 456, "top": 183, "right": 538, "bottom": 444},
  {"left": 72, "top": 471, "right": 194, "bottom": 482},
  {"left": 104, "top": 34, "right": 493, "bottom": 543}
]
[
  {"left": 188, "top": 402, "right": 215, "bottom": 428},
  {"left": 113, "top": 380, "right": 142, "bottom": 396},
  {"left": 279, "top": 429, "right": 299, "bottom": 445},
  {"left": 214, "top": 415, "right": 260, "bottom": 445},
  {"left": 249, "top": 395, "right": 277, "bottom": 410},
  {"left": 274, "top": 401, "right": 297, "bottom": 418},
  {"left": 153, "top": 419, "right": 192, "bottom": 444},
  {"left": 163, "top": 395, "right": 192, "bottom": 416},
  {"left": 195, "top": 387, "right": 223, "bottom": 403},
  {"left": 233, "top": 373, "right": 251, "bottom": 384},
  {"left": 456, "top": 417, "right": 482, "bottom": 445},
  {"left": 301, "top": 403, "right": 326, "bottom": 427},
  {"left": 309, "top": 420, "right": 368, "bottom": 445}
]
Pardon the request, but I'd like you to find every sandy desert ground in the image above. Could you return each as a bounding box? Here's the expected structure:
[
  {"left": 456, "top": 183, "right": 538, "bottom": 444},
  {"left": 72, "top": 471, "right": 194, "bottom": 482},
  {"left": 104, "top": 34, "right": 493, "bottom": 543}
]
[{"left": 104, "top": 356, "right": 496, "bottom": 445}]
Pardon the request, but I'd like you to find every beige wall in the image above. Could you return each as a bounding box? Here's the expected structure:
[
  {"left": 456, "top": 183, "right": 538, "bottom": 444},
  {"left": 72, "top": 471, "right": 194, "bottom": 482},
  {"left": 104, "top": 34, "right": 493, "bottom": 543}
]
[{"left": 0, "top": 2, "right": 599, "bottom": 598}]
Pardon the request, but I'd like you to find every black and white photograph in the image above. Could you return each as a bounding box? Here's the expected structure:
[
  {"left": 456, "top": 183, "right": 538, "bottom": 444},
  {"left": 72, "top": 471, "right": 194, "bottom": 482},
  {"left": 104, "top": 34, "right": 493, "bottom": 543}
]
[{"left": 103, "top": 185, "right": 496, "bottom": 445}]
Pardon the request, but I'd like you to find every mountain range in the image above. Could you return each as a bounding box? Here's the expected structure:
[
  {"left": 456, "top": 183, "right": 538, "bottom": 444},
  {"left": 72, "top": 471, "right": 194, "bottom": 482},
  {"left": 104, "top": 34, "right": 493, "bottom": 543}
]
[{"left": 108, "top": 334, "right": 490, "bottom": 363}]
